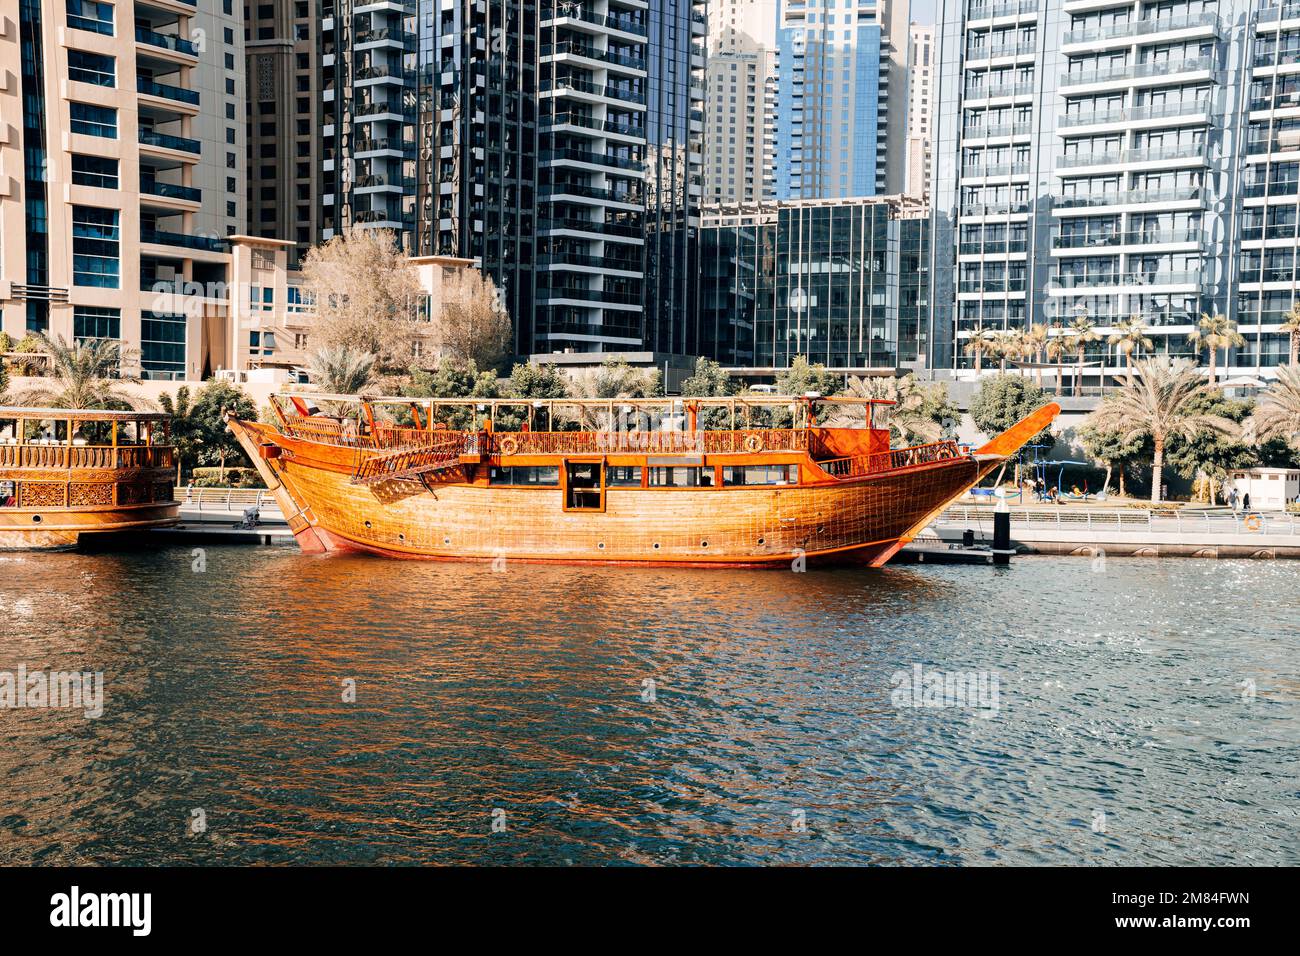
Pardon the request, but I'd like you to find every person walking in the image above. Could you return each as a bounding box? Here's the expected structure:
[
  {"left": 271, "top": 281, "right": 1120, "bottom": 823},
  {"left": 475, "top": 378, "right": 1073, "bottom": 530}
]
[
  {"left": 1228, "top": 486, "right": 1238, "bottom": 514},
  {"left": 1243, "top": 491, "right": 1252, "bottom": 512}
]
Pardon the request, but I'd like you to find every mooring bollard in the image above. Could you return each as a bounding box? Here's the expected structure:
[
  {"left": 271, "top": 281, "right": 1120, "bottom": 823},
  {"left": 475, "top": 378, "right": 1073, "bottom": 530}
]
[{"left": 992, "top": 490, "right": 1012, "bottom": 565}]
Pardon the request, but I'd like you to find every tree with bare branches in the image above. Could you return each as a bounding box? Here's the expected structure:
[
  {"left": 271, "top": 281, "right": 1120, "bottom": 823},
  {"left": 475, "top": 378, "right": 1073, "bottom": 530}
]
[
  {"left": 299, "top": 226, "right": 423, "bottom": 371},
  {"left": 436, "top": 268, "right": 513, "bottom": 372}
]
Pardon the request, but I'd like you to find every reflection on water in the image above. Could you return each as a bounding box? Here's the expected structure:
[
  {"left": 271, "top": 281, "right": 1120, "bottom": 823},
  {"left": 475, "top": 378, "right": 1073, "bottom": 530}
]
[{"left": 0, "top": 547, "right": 1296, "bottom": 865}]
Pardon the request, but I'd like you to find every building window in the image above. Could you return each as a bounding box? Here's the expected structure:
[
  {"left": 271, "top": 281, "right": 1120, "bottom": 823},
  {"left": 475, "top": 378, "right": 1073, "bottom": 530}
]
[
  {"left": 73, "top": 305, "right": 121, "bottom": 343},
  {"left": 66, "top": 0, "right": 113, "bottom": 35},
  {"left": 67, "top": 49, "right": 116, "bottom": 86},
  {"left": 140, "top": 312, "right": 187, "bottom": 380},
  {"left": 71, "top": 205, "right": 120, "bottom": 287},
  {"left": 70, "top": 153, "right": 118, "bottom": 188},
  {"left": 249, "top": 285, "right": 273, "bottom": 312},
  {"left": 69, "top": 102, "right": 117, "bottom": 138}
]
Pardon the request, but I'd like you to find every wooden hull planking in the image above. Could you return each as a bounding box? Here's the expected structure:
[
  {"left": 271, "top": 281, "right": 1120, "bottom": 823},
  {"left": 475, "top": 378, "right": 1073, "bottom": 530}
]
[{"left": 0, "top": 503, "right": 181, "bottom": 551}]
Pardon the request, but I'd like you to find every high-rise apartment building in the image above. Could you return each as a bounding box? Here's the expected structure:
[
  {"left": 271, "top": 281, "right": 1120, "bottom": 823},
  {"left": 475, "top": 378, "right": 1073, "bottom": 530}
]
[
  {"left": 316, "top": 0, "right": 704, "bottom": 359},
  {"left": 2, "top": 0, "right": 246, "bottom": 379},
  {"left": 774, "top": 0, "right": 910, "bottom": 199},
  {"left": 703, "top": 0, "right": 778, "bottom": 205},
  {"left": 244, "top": 0, "right": 324, "bottom": 263},
  {"left": 905, "top": 21, "right": 933, "bottom": 198},
  {"left": 931, "top": 0, "right": 1300, "bottom": 379}
]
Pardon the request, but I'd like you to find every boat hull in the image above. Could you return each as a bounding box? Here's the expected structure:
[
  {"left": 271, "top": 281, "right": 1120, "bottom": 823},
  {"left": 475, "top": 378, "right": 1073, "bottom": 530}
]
[
  {"left": 0, "top": 503, "right": 181, "bottom": 551},
  {"left": 229, "top": 419, "right": 1000, "bottom": 568}
]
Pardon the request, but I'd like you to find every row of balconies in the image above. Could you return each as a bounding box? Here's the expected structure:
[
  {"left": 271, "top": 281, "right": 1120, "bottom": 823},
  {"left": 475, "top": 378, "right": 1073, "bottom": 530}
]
[
  {"left": 1052, "top": 185, "right": 1205, "bottom": 209},
  {"left": 1057, "top": 99, "right": 1212, "bottom": 129},
  {"left": 1054, "top": 142, "right": 1205, "bottom": 169},
  {"left": 1050, "top": 228, "right": 1200, "bottom": 250}
]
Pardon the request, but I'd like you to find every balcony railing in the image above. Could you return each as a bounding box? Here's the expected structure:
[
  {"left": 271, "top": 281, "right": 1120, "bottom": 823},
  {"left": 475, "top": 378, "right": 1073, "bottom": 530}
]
[
  {"left": 137, "top": 76, "right": 200, "bottom": 105},
  {"left": 959, "top": 201, "right": 1031, "bottom": 216},
  {"left": 1050, "top": 270, "right": 1201, "bottom": 288},
  {"left": 964, "top": 81, "right": 1036, "bottom": 100},
  {"left": 1056, "top": 143, "right": 1205, "bottom": 168},
  {"left": 958, "top": 277, "right": 1027, "bottom": 292},
  {"left": 1051, "top": 228, "right": 1200, "bottom": 249},
  {"left": 541, "top": 41, "right": 647, "bottom": 71},
  {"left": 140, "top": 179, "right": 201, "bottom": 203},
  {"left": 135, "top": 27, "right": 198, "bottom": 56},
  {"left": 541, "top": 147, "right": 645, "bottom": 172},
  {"left": 961, "top": 122, "right": 1034, "bottom": 139},
  {"left": 541, "top": 77, "right": 645, "bottom": 105},
  {"left": 140, "top": 229, "right": 228, "bottom": 252},
  {"left": 1052, "top": 186, "right": 1204, "bottom": 208},
  {"left": 966, "top": 0, "right": 1038, "bottom": 21},
  {"left": 958, "top": 240, "right": 1028, "bottom": 255},
  {"left": 965, "top": 41, "right": 1038, "bottom": 61},
  {"left": 1062, "top": 12, "right": 1218, "bottom": 46},
  {"left": 1059, "top": 55, "right": 1213, "bottom": 88},
  {"left": 539, "top": 216, "right": 643, "bottom": 238},
  {"left": 138, "top": 129, "right": 201, "bottom": 153},
  {"left": 537, "top": 252, "right": 642, "bottom": 272}
]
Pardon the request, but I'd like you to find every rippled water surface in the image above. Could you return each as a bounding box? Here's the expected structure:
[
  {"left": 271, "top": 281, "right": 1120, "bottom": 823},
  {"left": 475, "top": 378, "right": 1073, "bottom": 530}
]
[{"left": 0, "top": 546, "right": 1296, "bottom": 866}]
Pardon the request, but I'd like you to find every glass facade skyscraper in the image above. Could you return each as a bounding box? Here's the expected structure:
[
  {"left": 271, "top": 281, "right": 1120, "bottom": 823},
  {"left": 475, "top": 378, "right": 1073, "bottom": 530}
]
[{"left": 700, "top": 196, "right": 929, "bottom": 372}]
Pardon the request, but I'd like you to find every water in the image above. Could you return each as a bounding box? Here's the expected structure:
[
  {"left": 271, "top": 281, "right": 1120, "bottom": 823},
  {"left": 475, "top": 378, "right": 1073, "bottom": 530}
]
[{"left": 0, "top": 546, "right": 1296, "bottom": 866}]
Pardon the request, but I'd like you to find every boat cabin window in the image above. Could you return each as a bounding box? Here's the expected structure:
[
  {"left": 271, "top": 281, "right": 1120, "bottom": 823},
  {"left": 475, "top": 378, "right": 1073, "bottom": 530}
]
[
  {"left": 489, "top": 466, "right": 559, "bottom": 486},
  {"left": 606, "top": 466, "right": 643, "bottom": 487},
  {"left": 564, "top": 461, "right": 605, "bottom": 511},
  {"left": 0, "top": 481, "right": 15, "bottom": 507},
  {"left": 648, "top": 466, "right": 712, "bottom": 487},
  {"left": 723, "top": 465, "right": 795, "bottom": 486}
]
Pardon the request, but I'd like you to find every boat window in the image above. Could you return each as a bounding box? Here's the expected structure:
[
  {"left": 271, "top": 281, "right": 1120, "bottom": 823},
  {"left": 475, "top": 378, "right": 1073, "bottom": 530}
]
[
  {"left": 606, "top": 466, "right": 643, "bottom": 487},
  {"left": 648, "top": 466, "right": 712, "bottom": 487},
  {"left": 0, "top": 481, "right": 14, "bottom": 507},
  {"left": 564, "top": 461, "right": 604, "bottom": 511},
  {"left": 489, "top": 466, "right": 559, "bottom": 486},
  {"left": 723, "top": 465, "right": 795, "bottom": 486}
]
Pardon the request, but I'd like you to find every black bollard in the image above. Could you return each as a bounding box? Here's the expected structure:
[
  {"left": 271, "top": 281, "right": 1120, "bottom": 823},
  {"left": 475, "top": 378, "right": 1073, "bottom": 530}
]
[
  {"left": 962, "top": 528, "right": 975, "bottom": 548},
  {"left": 992, "top": 494, "right": 1012, "bottom": 565}
]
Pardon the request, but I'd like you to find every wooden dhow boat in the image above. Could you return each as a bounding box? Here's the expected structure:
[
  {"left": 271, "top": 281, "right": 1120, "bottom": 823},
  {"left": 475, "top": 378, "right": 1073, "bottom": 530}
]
[
  {"left": 0, "top": 407, "right": 179, "bottom": 549},
  {"left": 229, "top": 393, "right": 1059, "bottom": 568}
]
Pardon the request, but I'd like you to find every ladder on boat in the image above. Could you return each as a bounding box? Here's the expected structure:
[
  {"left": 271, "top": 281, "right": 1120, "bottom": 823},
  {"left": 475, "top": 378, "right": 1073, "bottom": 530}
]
[{"left": 350, "top": 439, "right": 467, "bottom": 486}]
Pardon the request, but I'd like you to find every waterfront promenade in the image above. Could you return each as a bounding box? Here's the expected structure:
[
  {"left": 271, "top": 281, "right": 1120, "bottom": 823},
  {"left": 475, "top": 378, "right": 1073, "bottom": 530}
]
[{"left": 929, "top": 504, "right": 1300, "bottom": 559}]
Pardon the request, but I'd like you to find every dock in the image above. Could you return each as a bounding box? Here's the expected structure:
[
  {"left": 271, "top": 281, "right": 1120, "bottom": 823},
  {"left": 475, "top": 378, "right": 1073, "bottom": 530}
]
[{"left": 931, "top": 505, "right": 1300, "bottom": 559}]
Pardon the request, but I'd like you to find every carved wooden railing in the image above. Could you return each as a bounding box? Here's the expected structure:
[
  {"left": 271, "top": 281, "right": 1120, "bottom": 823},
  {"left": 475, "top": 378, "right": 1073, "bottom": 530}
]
[
  {"left": 352, "top": 435, "right": 469, "bottom": 485},
  {"left": 0, "top": 444, "right": 174, "bottom": 471},
  {"left": 819, "top": 441, "right": 966, "bottom": 479}
]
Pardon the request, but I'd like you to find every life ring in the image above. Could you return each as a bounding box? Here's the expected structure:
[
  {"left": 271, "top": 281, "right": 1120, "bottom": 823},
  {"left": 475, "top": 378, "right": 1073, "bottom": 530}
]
[
  {"left": 497, "top": 435, "right": 519, "bottom": 457},
  {"left": 1244, "top": 513, "right": 1262, "bottom": 533},
  {"left": 743, "top": 432, "right": 763, "bottom": 454}
]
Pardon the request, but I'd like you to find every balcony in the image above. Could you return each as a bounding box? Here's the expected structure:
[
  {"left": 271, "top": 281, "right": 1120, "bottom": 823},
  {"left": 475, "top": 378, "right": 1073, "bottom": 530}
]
[
  {"left": 135, "top": 27, "right": 198, "bottom": 57},
  {"left": 539, "top": 216, "right": 644, "bottom": 240},
  {"left": 537, "top": 252, "right": 643, "bottom": 272},
  {"left": 957, "top": 277, "right": 1027, "bottom": 293},
  {"left": 1241, "top": 179, "right": 1300, "bottom": 198},
  {"left": 541, "top": 8, "right": 648, "bottom": 38},
  {"left": 140, "top": 179, "right": 201, "bottom": 203},
  {"left": 1051, "top": 228, "right": 1200, "bottom": 249},
  {"left": 138, "top": 129, "right": 201, "bottom": 154},
  {"left": 540, "top": 182, "right": 643, "bottom": 205},
  {"left": 964, "top": 81, "right": 1036, "bottom": 101},
  {"left": 541, "top": 77, "right": 645, "bottom": 107},
  {"left": 1059, "top": 56, "right": 1214, "bottom": 88},
  {"left": 959, "top": 201, "right": 1031, "bottom": 216},
  {"left": 1056, "top": 143, "right": 1205, "bottom": 169},
  {"left": 541, "top": 147, "right": 645, "bottom": 173},
  {"left": 541, "top": 42, "right": 647, "bottom": 73},
  {"left": 1057, "top": 99, "right": 1212, "bottom": 129},
  {"left": 539, "top": 286, "right": 641, "bottom": 306},
  {"left": 1061, "top": 12, "right": 1218, "bottom": 46},
  {"left": 542, "top": 112, "right": 645, "bottom": 139},
  {"left": 141, "top": 229, "right": 228, "bottom": 253},
  {"left": 958, "top": 239, "right": 1028, "bottom": 255},
  {"left": 961, "top": 162, "right": 1031, "bottom": 178},
  {"left": 961, "top": 122, "right": 1034, "bottom": 140},
  {"left": 964, "top": 41, "right": 1037, "bottom": 63},
  {"left": 137, "top": 77, "right": 200, "bottom": 106},
  {"left": 1052, "top": 186, "right": 1204, "bottom": 209},
  {"left": 1051, "top": 270, "right": 1201, "bottom": 289},
  {"left": 966, "top": 0, "right": 1038, "bottom": 21}
]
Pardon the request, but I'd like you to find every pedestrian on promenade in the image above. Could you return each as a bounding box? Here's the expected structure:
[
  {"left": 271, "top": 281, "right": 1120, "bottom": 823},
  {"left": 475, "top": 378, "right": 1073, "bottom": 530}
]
[
  {"left": 1243, "top": 492, "right": 1252, "bottom": 512},
  {"left": 1228, "top": 487, "right": 1238, "bottom": 514}
]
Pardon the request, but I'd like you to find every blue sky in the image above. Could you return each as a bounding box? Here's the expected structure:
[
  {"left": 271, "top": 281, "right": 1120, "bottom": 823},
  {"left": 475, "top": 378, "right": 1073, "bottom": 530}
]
[{"left": 912, "top": 0, "right": 935, "bottom": 25}]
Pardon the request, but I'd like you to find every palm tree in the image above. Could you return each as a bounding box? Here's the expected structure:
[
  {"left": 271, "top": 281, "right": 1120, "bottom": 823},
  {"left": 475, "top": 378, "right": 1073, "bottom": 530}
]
[
  {"left": 307, "top": 346, "right": 376, "bottom": 395},
  {"left": 1245, "top": 364, "right": 1300, "bottom": 449},
  {"left": 963, "top": 325, "right": 993, "bottom": 373},
  {"left": 1086, "top": 358, "right": 1238, "bottom": 503},
  {"left": 8, "top": 333, "right": 139, "bottom": 409},
  {"left": 1187, "top": 312, "right": 1245, "bottom": 387},
  {"left": 1107, "top": 315, "right": 1153, "bottom": 368},
  {"left": 1280, "top": 302, "right": 1300, "bottom": 367},
  {"left": 991, "top": 330, "right": 1023, "bottom": 373},
  {"left": 1045, "top": 329, "right": 1069, "bottom": 397},
  {"left": 1018, "top": 323, "right": 1049, "bottom": 386},
  {"left": 1063, "top": 315, "right": 1099, "bottom": 397},
  {"left": 836, "top": 374, "right": 946, "bottom": 444}
]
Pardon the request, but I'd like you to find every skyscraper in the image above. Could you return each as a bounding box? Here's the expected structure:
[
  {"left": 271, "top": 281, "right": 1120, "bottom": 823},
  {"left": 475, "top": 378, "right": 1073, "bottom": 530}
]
[
  {"left": 2, "top": 0, "right": 245, "bottom": 379},
  {"left": 774, "top": 0, "right": 910, "bottom": 199},
  {"left": 703, "top": 0, "right": 778, "bottom": 205},
  {"left": 245, "top": 0, "right": 325, "bottom": 263},
  {"left": 930, "top": 0, "right": 1300, "bottom": 380},
  {"left": 318, "top": 0, "right": 703, "bottom": 359},
  {"left": 905, "top": 21, "right": 933, "bottom": 199}
]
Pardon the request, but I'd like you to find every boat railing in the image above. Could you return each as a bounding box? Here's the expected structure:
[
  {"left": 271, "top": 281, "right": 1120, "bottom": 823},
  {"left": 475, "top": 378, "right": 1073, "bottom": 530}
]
[
  {"left": 819, "top": 441, "right": 967, "bottom": 478},
  {"left": 0, "top": 444, "right": 175, "bottom": 470}
]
